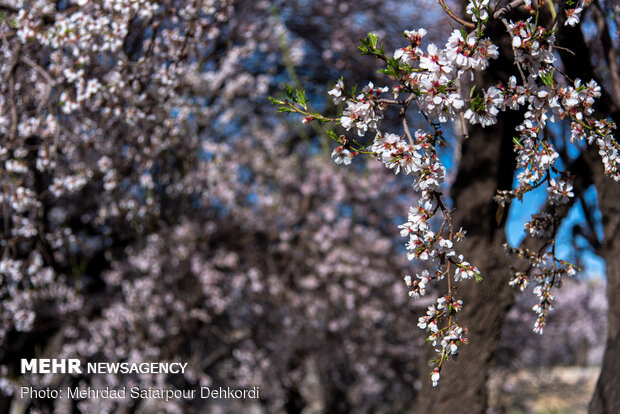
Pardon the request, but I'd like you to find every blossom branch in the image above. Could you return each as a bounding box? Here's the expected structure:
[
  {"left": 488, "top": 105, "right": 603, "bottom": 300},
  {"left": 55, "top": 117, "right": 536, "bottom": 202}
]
[
  {"left": 21, "top": 55, "right": 52, "bottom": 114},
  {"left": 272, "top": 0, "right": 620, "bottom": 386},
  {"left": 493, "top": 0, "right": 525, "bottom": 19},
  {"left": 437, "top": 0, "right": 476, "bottom": 29},
  {"left": 400, "top": 94, "right": 416, "bottom": 147}
]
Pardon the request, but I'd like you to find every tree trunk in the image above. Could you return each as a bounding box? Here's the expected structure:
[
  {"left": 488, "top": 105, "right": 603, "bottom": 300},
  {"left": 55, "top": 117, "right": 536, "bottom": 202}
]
[{"left": 583, "top": 148, "right": 620, "bottom": 414}]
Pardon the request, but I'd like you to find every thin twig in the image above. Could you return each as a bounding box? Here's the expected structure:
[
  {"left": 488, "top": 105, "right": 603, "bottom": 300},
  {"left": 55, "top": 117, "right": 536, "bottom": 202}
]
[
  {"left": 8, "top": 76, "right": 17, "bottom": 142},
  {"left": 400, "top": 94, "right": 416, "bottom": 147},
  {"left": 500, "top": 17, "right": 527, "bottom": 83},
  {"left": 493, "top": 0, "right": 525, "bottom": 19},
  {"left": 437, "top": 0, "right": 476, "bottom": 29},
  {"left": 2, "top": 39, "right": 20, "bottom": 82},
  {"left": 552, "top": 45, "right": 575, "bottom": 56},
  {"left": 21, "top": 55, "right": 52, "bottom": 113},
  {"left": 457, "top": 77, "right": 469, "bottom": 140},
  {"left": 377, "top": 98, "right": 401, "bottom": 105},
  {"left": 3, "top": 36, "right": 21, "bottom": 142}
]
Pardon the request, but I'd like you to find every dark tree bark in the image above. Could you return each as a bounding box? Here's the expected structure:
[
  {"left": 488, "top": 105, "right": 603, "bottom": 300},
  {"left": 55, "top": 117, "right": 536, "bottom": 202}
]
[{"left": 586, "top": 149, "right": 620, "bottom": 414}]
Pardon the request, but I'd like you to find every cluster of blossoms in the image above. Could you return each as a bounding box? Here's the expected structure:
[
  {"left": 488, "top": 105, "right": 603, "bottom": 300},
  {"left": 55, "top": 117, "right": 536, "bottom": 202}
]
[
  {"left": 507, "top": 20, "right": 556, "bottom": 73},
  {"left": 275, "top": 0, "right": 617, "bottom": 386},
  {"left": 498, "top": 276, "right": 606, "bottom": 369},
  {"left": 340, "top": 82, "right": 388, "bottom": 136},
  {"left": 505, "top": 244, "right": 578, "bottom": 334}
]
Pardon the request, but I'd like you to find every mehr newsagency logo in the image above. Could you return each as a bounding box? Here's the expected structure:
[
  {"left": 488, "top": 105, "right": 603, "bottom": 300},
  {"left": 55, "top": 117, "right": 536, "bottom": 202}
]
[{"left": 21, "top": 358, "right": 187, "bottom": 374}]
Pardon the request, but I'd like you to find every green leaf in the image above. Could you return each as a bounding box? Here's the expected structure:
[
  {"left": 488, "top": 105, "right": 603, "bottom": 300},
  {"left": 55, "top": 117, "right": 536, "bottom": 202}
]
[
  {"left": 540, "top": 69, "right": 555, "bottom": 87},
  {"left": 367, "top": 32, "right": 378, "bottom": 48},
  {"left": 358, "top": 32, "right": 385, "bottom": 58},
  {"left": 460, "top": 28, "right": 469, "bottom": 42},
  {"left": 378, "top": 68, "right": 396, "bottom": 77},
  {"left": 295, "top": 88, "right": 307, "bottom": 108},
  {"left": 469, "top": 94, "right": 484, "bottom": 112},
  {"left": 326, "top": 129, "right": 340, "bottom": 142}
]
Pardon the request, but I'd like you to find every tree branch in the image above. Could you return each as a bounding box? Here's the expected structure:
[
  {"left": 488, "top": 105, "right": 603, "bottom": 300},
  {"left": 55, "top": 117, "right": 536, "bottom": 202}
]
[
  {"left": 21, "top": 55, "right": 52, "bottom": 114},
  {"left": 437, "top": 0, "right": 476, "bottom": 29},
  {"left": 591, "top": 0, "right": 620, "bottom": 106},
  {"left": 493, "top": 0, "right": 524, "bottom": 19}
]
